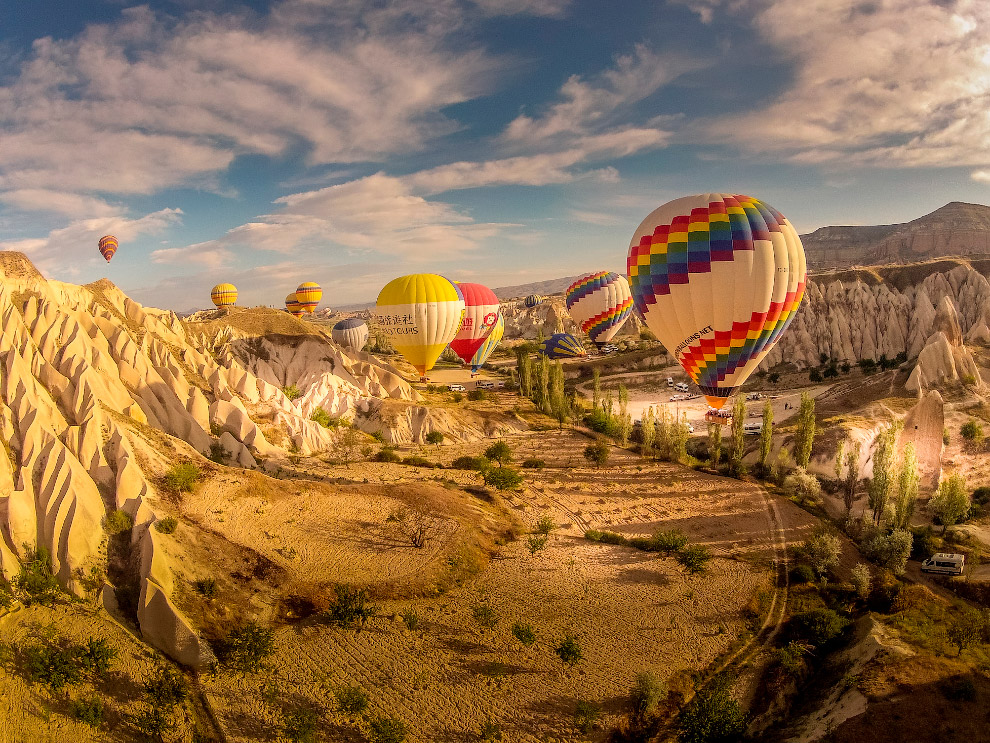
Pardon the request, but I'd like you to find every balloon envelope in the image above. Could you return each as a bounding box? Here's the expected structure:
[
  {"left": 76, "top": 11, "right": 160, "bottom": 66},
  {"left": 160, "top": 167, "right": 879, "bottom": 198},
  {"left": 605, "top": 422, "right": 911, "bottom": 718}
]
[
  {"left": 374, "top": 274, "right": 465, "bottom": 377},
  {"left": 565, "top": 271, "right": 633, "bottom": 347},
  {"left": 448, "top": 282, "right": 500, "bottom": 365},
  {"left": 285, "top": 292, "right": 303, "bottom": 318},
  {"left": 539, "top": 333, "right": 586, "bottom": 360},
  {"left": 470, "top": 313, "right": 504, "bottom": 374},
  {"left": 211, "top": 283, "right": 237, "bottom": 309},
  {"left": 627, "top": 193, "right": 806, "bottom": 409},
  {"left": 295, "top": 282, "right": 322, "bottom": 313},
  {"left": 524, "top": 294, "right": 545, "bottom": 308},
  {"left": 98, "top": 235, "right": 118, "bottom": 262},
  {"left": 331, "top": 317, "right": 370, "bottom": 352}
]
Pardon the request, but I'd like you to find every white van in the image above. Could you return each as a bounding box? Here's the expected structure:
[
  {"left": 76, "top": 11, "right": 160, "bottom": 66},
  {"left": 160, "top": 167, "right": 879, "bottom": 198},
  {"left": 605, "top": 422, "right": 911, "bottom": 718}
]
[
  {"left": 476, "top": 381, "right": 496, "bottom": 390},
  {"left": 447, "top": 384, "right": 466, "bottom": 392},
  {"left": 921, "top": 553, "right": 965, "bottom": 576},
  {"left": 666, "top": 377, "right": 675, "bottom": 387},
  {"left": 674, "top": 382, "right": 689, "bottom": 393},
  {"left": 744, "top": 422, "right": 763, "bottom": 435}
]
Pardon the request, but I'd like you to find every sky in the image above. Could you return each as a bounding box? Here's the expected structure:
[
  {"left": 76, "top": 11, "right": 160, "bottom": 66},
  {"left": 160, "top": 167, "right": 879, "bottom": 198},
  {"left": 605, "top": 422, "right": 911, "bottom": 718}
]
[{"left": 0, "top": 0, "right": 988, "bottom": 311}]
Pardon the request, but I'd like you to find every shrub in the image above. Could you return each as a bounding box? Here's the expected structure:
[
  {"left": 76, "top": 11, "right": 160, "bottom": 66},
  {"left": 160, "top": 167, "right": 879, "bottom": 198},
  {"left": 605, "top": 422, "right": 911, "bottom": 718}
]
[
  {"left": 776, "top": 642, "right": 808, "bottom": 678},
  {"left": 862, "top": 529, "right": 912, "bottom": 575},
  {"left": 452, "top": 455, "right": 489, "bottom": 470},
  {"left": 15, "top": 546, "right": 60, "bottom": 605},
  {"left": 783, "top": 468, "right": 822, "bottom": 506},
  {"left": 368, "top": 716, "right": 408, "bottom": 743},
  {"left": 939, "top": 675, "right": 977, "bottom": 701},
  {"left": 481, "top": 467, "right": 523, "bottom": 491},
  {"left": 809, "top": 369, "right": 823, "bottom": 383},
  {"left": 105, "top": 509, "right": 133, "bottom": 535},
  {"left": 631, "top": 671, "right": 667, "bottom": 717},
  {"left": 324, "top": 584, "right": 379, "bottom": 627},
  {"left": 512, "top": 622, "right": 536, "bottom": 646},
  {"left": 574, "top": 699, "right": 602, "bottom": 734},
  {"left": 163, "top": 463, "right": 200, "bottom": 493},
  {"left": 585, "top": 529, "right": 628, "bottom": 546},
  {"left": 208, "top": 441, "right": 229, "bottom": 464},
  {"left": 468, "top": 390, "right": 487, "bottom": 401},
  {"left": 790, "top": 564, "right": 816, "bottom": 584},
  {"left": 851, "top": 563, "right": 872, "bottom": 599},
  {"left": 677, "top": 545, "right": 712, "bottom": 575},
  {"left": 522, "top": 458, "right": 546, "bottom": 469},
  {"left": 483, "top": 441, "right": 513, "bottom": 466},
  {"left": 23, "top": 643, "right": 84, "bottom": 691},
  {"left": 526, "top": 534, "right": 549, "bottom": 554},
  {"left": 425, "top": 431, "right": 444, "bottom": 446},
  {"left": 80, "top": 637, "right": 117, "bottom": 674},
  {"left": 400, "top": 608, "right": 420, "bottom": 631},
  {"left": 217, "top": 621, "right": 275, "bottom": 673},
  {"left": 555, "top": 633, "right": 583, "bottom": 666},
  {"left": 310, "top": 407, "right": 340, "bottom": 428},
  {"left": 401, "top": 455, "right": 439, "bottom": 468},
  {"left": 676, "top": 674, "right": 745, "bottom": 743},
  {"left": 961, "top": 419, "right": 984, "bottom": 443},
  {"left": 154, "top": 516, "right": 178, "bottom": 534},
  {"left": 583, "top": 440, "right": 611, "bottom": 468},
  {"left": 479, "top": 717, "right": 503, "bottom": 743},
  {"left": 71, "top": 696, "right": 104, "bottom": 728},
  {"left": 911, "top": 526, "right": 939, "bottom": 560},
  {"left": 195, "top": 578, "right": 217, "bottom": 598},
  {"left": 374, "top": 446, "right": 402, "bottom": 463},
  {"left": 335, "top": 684, "right": 369, "bottom": 715},
  {"left": 788, "top": 608, "right": 849, "bottom": 647},
  {"left": 283, "top": 707, "right": 319, "bottom": 743},
  {"left": 282, "top": 384, "right": 302, "bottom": 400},
  {"left": 534, "top": 515, "right": 555, "bottom": 535},
  {"left": 472, "top": 603, "right": 498, "bottom": 631},
  {"left": 144, "top": 664, "right": 187, "bottom": 708},
  {"left": 452, "top": 392, "right": 463, "bottom": 403},
  {"left": 802, "top": 526, "right": 841, "bottom": 578},
  {"left": 644, "top": 529, "right": 687, "bottom": 554}
]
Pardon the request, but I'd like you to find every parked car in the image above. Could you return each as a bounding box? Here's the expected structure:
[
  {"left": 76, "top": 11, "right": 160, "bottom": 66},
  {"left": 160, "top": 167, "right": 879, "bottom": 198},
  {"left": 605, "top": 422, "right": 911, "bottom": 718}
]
[
  {"left": 674, "top": 382, "right": 689, "bottom": 393},
  {"left": 476, "top": 381, "right": 496, "bottom": 390},
  {"left": 666, "top": 377, "right": 675, "bottom": 387},
  {"left": 447, "top": 384, "right": 466, "bottom": 392},
  {"left": 600, "top": 344, "right": 619, "bottom": 354},
  {"left": 743, "top": 422, "right": 763, "bottom": 435},
  {"left": 921, "top": 553, "right": 965, "bottom": 576}
]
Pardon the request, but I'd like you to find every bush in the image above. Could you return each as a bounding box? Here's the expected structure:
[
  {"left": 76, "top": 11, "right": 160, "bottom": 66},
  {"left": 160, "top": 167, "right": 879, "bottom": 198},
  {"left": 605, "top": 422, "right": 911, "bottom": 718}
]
[
  {"left": 574, "top": 699, "right": 602, "bottom": 734},
  {"left": 105, "top": 509, "right": 133, "bottom": 535},
  {"left": 80, "top": 637, "right": 117, "bottom": 674},
  {"left": 802, "top": 526, "right": 841, "bottom": 577},
  {"left": 481, "top": 467, "right": 523, "bottom": 491},
  {"left": 512, "top": 622, "right": 536, "bottom": 646},
  {"left": 15, "top": 546, "right": 60, "bottom": 605},
  {"left": 425, "top": 431, "right": 444, "bottom": 446},
  {"left": 163, "top": 463, "right": 200, "bottom": 493},
  {"left": 783, "top": 468, "right": 822, "bottom": 506},
  {"left": 23, "top": 644, "right": 85, "bottom": 691},
  {"left": 144, "top": 664, "right": 187, "bottom": 708},
  {"left": 452, "top": 455, "right": 490, "bottom": 470},
  {"left": 324, "top": 584, "right": 379, "bottom": 627},
  {"left": 71, "top": 696, "right": 104, "bottom": 728},
  {"left": 631, "top": 671, "right": 667, "bottom": 717},
  {"left": 282, "top": 384, "right": 302, "bottom": 400},
  {"left": 775, "top": 642, "right": 808, "bottom": 678},
  {"left": 208, "top": 441, "right": 229, "bottom": 464},
  {"left": 585, "top": 529, "right": 628, "bottom": 546},
  {"left": 677, "top": 545, "right": 712, "bottom": 575},
  {"left": 676, "top": 674, "right": 745, "bottom": 743},
  {"left": 283, "top": 707, "right": 319, "bottom": 743},
  {"left": 555, "top": 633, "right": 583, "bottom": 666},
  {"left": 195, "top": 578, "right": 217, "bottom": 598},
  {"left": 374, "top": 446, "right": 402, "bottom": 463},
  {"left": 851, "top": 563, "right": 872, "bottom": 599},
  {"left": 368, "top": 716, "right": 408, "bottom": 743},
  {"left": 788, "top": 608, "right": 849, "bottom": 647},
  {"left": 310, "top": 407, "right": 341, "bottom": 428},
  {"left": 643, "top": 529, "right": 687, "bottom": 554},
  {"left": 452, "top": 392, "right": 463, "bottom": 403},
  {"left": 790, "top": 564, "right": 816, "bottom": 584},
  {"left": 862, "top": 529, "right": 912, "bottom": 575},
  {"left": 154, "top": 516, "right": 178, "bottom": 535},
  {"left": 484, "top": 441, "right": 513, "bottom": 466},
  {"left": 479, "top": 717, "right": 503, "bottom": 743},
  {"left": 583, "top": 440, "right": 611, "bottom": 468},
  {"left": 522, "top": 458, "right": 546, "bottom": 469},
  {"left": 401, "top": 455, "right": 440, "bottom": 468},
  {"left": 468, "top": 390, "right": 487, "bottom": 401},
  {"left": 961, "top": 419, "right": 984, "bottom": 443},
  {"left": 217, "top": 621, "right": 275, "bottom": 673},
  {"left": 534, "top": 515, "right": 556, "bottom": 535},
  {"left": 809, "top": 369, "right": 823, "bottom": 383},
  {"left": 335, "top": 684, "right": 369, "bottom": 715},
  {"left": 939, "top": 675, "right": 977, "bottom": 701},
  {"left": 472, "top": 603, "right": 498, "bottom": 631},
  {"left": 911, "top": 527, "right": 938, "bottom": 560},
  {"left": 526, "top": 534, "right": 549, "bottom": 554},
  {"left": 400, "top": 608, "right": 420, "bottom": 631}
]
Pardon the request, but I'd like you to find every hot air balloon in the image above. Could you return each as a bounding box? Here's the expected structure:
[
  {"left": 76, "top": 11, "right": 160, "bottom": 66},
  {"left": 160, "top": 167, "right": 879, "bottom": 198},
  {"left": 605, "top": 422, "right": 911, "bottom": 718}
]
[
  {"left": 331, "top": 317, "right": 369, "bottom": 352},
  {"left": 627, "top": 193, "right": 806, "bottom": 410},
  {"left": 448, "top": 282, "right": 500, "bottom": 366},
  {"left": 373, "top": 274, "right": 465, "bottom": 380},
  {"left": 565, "top": 271, "right": 633, "bottom": 348},
  {"left": 285, "top": 293, "right": 303, "bottom": 318},
  {"left": 98, "top": 235, "right": 118, "bottom": 262},
  {"left": 211, "top": 283, "right": 237, "bottom": 309},
  {"left": 469, "top": 313, "right": 504, "bottom": 374},
  {"left": 539, "top": 333, "right": 587, "bottom": 360},
  {"left": 295, "top": 282, "right": 322, "bottom": 313},
  {"left": 524, "top": 294, "right": 545, "bottom": 308}
]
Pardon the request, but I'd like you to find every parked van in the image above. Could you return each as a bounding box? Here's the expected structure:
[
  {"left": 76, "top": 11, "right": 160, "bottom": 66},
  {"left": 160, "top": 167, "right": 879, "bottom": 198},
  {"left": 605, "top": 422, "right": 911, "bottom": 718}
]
[
  {"left": 447, "top": 384, "right": 466, "bottom": 392},
  {"left": 666, "top": 377, "right": 675, "bottom": 387},
  {"left": 674, "top": 382, "right": 689, "bottom": 393},
  {"left": 476, "top": 381, "right": 496, "bottom": 390},
  {"left": 743, "top": 422, "right": 763, "bottom": 435},
  {"left": 921, "top": 553, "right": 965, "bottom": 576}
]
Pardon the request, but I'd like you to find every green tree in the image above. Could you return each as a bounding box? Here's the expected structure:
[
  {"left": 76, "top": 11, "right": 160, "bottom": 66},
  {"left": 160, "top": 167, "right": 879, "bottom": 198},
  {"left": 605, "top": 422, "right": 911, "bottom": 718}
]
[
  {"left": 549, "top": 361, "right": 569, "bottom": 428},
  {"left": 729, "top": 395, "right": 747, "bottom": 475},
  {"left": 894, "top": 442, "right": 920, "bottom": 528},
  {"left": 484, "top": 441, "right": 513, "bottom": 467},
  {"left": 961, "top": 419, "right": 984, "bottom": 445},
  {"left": 673, "top": 412, "right": 690, "bottom": 463},
  {"left": 676, "top": 674, "right": 745, "bottom": 743},
  {"left": 584, "top": 440, "right": 611, "bottom": 468},
  {"left": 793, "top": 392, "right": 816, "bottom": 468},
  {"left": 929, "top": 473, "right": 970, "bottom": 532},
  {"left": 759, "top": 400, "right": 774, "bottom": 473},
  {"left": 554, "top": 633, "right": 584, "bottom": 666},
  {"left": 834, "top": 439, "right": 845, "bottom": 484},
  {"left": 425, "top": 431, "right": 444, "bottom": 450},
  {"left": 218, "top": 621, "right": 275, "bottom": 674},
  {"left": 618, "top": 383, "right": 632, "bottom": 446},
  {"left": 481, "top": 467, "right": 524, "bottom": 491},
  {"left": 803, "top": 525, "right": 841, "bottom": 578},
  {"left": 707, "top": 422, "right": 723, "bottom": 469},
  {"left": 516, "top": 350, "right": 532, "bottom": 398},
  {"left": 592, "top": 368, "right": 602, "bottom": 411},
  {"left": 641, "top": 406, "right": 656, "bottom": 456},
  {"left": 533, "top": 355, "right": 551, "bottom": 413},
  {"left": 868, "top": 424, "right": 900, "bottom": 525},
  {"left": 843, "top": 441, "right": 862, "bottom": 516}
]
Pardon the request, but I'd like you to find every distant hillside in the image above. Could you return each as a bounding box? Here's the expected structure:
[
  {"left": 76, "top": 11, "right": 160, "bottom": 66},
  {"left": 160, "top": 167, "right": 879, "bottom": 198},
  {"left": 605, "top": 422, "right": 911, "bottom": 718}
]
[
  {"left": 801, "top": 201, "right": 990, "bottom": 269},
  {"left": 493, "top": 274, "right": 584, "bottom": 300}
]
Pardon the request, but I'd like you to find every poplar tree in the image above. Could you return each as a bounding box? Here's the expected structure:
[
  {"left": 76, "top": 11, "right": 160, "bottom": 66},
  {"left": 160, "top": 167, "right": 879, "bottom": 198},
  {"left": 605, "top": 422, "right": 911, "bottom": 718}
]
[
  {"left": 759, "top": 399, "right": 774, "bottom": 474},
  {"left": 708, "top": 422, "right": 723, "bottom": 469},
  {"left": 729, "top": 396, "right": 747, "bottom": 475},
  {"left": 894, "top": 442, "right": 920, "bottom": 528},
  {"left": 794, "top": 393, "right": 816, "bottom": 468}
]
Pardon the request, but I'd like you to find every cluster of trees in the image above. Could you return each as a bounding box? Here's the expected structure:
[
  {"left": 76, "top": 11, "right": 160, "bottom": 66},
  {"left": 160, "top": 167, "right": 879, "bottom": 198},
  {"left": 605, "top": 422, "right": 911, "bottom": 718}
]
[
  {"left": 806, "top": 352, "right": 907, "bottom": 383},
  {"left": 516, "top": 351, "right": 577, "bottom": 427},
  {"left": 639, "top": 403, "right": 691, "bottom": 464}
]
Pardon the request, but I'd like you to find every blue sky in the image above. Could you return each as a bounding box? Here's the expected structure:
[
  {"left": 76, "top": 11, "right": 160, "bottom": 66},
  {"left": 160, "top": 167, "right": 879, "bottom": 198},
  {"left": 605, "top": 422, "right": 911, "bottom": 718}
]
[{"left": 1, "top": 0, "right": 988, "bottom": 310}]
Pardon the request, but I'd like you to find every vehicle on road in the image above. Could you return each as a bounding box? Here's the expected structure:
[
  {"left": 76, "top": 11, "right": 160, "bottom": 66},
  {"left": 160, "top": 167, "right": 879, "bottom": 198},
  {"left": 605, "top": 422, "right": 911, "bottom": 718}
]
[
  {"left": 921, "top": 553, "right": 965, "bottom": 576},
  {"left": 476, "top": 381, "right": 496, "bottom": 390},
  {"left": 666, "top": 377, "right": 674, "bottom": 387},
  {"left": 674, "top": 382, "right": 689, "bottom": 392},
  {"left": 600, "top": 344, "right": 619, "bottom": 354},
  {"left": 447, "top": 384, "right": 466, "bottom": 392},
  {"left": 743, "top": 422, "right": 763, "bottom": 435}
]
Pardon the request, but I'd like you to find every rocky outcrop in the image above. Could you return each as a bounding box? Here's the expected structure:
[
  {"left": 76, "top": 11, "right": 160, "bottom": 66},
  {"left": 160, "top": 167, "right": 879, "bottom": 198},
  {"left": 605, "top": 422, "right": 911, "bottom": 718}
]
[
  {"left": 905, "top": 296, "right": 982, "bottom": 393},
  {"left": 500, "top": 297, "right": 643, "bottom": 342}
]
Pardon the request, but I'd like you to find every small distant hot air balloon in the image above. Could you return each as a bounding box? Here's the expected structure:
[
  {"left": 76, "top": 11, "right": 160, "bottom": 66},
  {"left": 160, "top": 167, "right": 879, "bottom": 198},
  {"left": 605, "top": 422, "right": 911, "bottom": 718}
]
[
  {"left": 211, "top": 283, "right": 237, "bottom": 309},
  {"left": 374, "top": 274, "right": 465, "bottom": 380},
  {"left": 524, "top": 294, "right": 545, "bottom": 308},
  {"left": 331, "top": 317, "right": 370, "bottom": 352},
  {"left": 539, "top": 333, "right": 586, "bottom": 360},
  {"left": 285, "top": 293, "right": 303, "bottom": 318},
  {"left": 565, "top": 271, "right": 633, "bottom": 348},
  {"left": 98, "top": 235, "right": 118, "bottom": 262},
  {"left": 470, "top": 313, "right": 504, "bottom": 374},
  {"left": 295, "top": 282, "right": 322, "bottom": 313},
  {"left": 448, "top": 282, "right": 500, "bottom": 366},
  {"left": 627, "top": 193, "right": 806, "bottom": 409}
]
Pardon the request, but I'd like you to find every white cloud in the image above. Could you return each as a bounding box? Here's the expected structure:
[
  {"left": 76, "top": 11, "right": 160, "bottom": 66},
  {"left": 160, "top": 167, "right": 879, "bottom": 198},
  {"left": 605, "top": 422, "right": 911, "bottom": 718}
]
[
  {"left": 568, "top": 209, "right": 623, "bottom": 226},
  {"left": 0, "top": 189, "right": 118, "bottom": 218},
  {"left": 973, "top": 170, "right": 990, "bottom": 184},
  {"left": 469, "top": 0, "right": 571, "bottom": 17},
  {"left": 149, "top": 243, "right": 233, "bottom": 268},
  {"left": 708, "top": 0, "right": 990, "bottom": 167}
]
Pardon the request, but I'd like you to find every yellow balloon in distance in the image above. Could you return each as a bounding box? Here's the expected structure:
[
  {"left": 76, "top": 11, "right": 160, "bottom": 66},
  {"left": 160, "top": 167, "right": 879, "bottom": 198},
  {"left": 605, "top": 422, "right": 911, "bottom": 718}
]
[
  {"left": 374, "top": 274, "right": 465, "bottom": 379},
  {"left": 211, "top": 283, "right": 237, "bottom": 309}
]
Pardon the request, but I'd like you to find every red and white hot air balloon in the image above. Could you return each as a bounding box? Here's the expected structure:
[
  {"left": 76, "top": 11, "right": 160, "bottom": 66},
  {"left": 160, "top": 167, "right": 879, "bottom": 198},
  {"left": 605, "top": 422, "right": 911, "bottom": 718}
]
[{"left": 447, "top": 282, "right": 500, "bottom": 367}]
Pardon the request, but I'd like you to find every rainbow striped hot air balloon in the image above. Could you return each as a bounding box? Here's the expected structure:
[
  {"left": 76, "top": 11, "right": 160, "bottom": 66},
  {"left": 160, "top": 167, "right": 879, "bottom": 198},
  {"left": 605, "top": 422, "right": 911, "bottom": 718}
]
[
  {"left": 448, "top": 282, "right": 500, "bottom": 366},
  {"left": 295, "top": 282, "right": 322, "bottom": 313},
  {"left": 470, "top": 313, "right": 504, "bottom": 374},
  {"left": 627, "top": 193, "right": 806, "bottom": 409},
  {"left": 211, "top": 283, "right": 237, "bottom": 309},
  {"left": 565, "top": 271, "right": 633, "bottom": 348},
  {"left": 285, "top": 292, "right": 303, "bottom": 318},
  {"left": 331, "top": 317, "right": 369, "bottom": 352},
  {"left": 539, "top": 333, "right": 586, "bottom": 360},
  {"left": 98, "top": 235, "right": 118, "bottom": 262},
  {"left": 374, "top": 274, "right": 465, "bottom": 380}
]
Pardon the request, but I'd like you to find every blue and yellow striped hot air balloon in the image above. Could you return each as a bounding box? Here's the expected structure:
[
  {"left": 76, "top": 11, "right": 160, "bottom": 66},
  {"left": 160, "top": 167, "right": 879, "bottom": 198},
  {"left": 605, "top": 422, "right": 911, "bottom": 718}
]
[
  {"left": 295, "top": 282, "right": 322, "bottom": 313},
  {"left": 565, "top": 271, "right": 633, "bottom": 348},
  {"left": 524, "top": 294, "right": 545, "bottom": 308},
  {"left": 539, "top": 333, "right": 586, "bottom": 360},
  {"left": 211, "top": 283, "right": 237, "bottom": 309},
  {"left": 469, "top": 313, "right": 503, "bottom": 374},
  {"left": 373, "top": 274, "right": 465, "bottom": 379}
]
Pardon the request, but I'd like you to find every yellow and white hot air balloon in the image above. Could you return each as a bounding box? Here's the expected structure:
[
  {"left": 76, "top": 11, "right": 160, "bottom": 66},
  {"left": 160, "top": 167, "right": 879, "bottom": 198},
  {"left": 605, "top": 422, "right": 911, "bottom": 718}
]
[
  {"left": 285, "top": 292, "right": 303, "bottom": 318},
  {"left": 211, "top": 283, "right": 237, "bottom": 309},
  {"left": 295, "top": 282, "right": 322, "bottom": 313},
  {"left": 627, "top": 193, "right": 806, "bottom": 409},
  {"left": 373, "top": 274, "right": 465, "bottom": 380}
]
